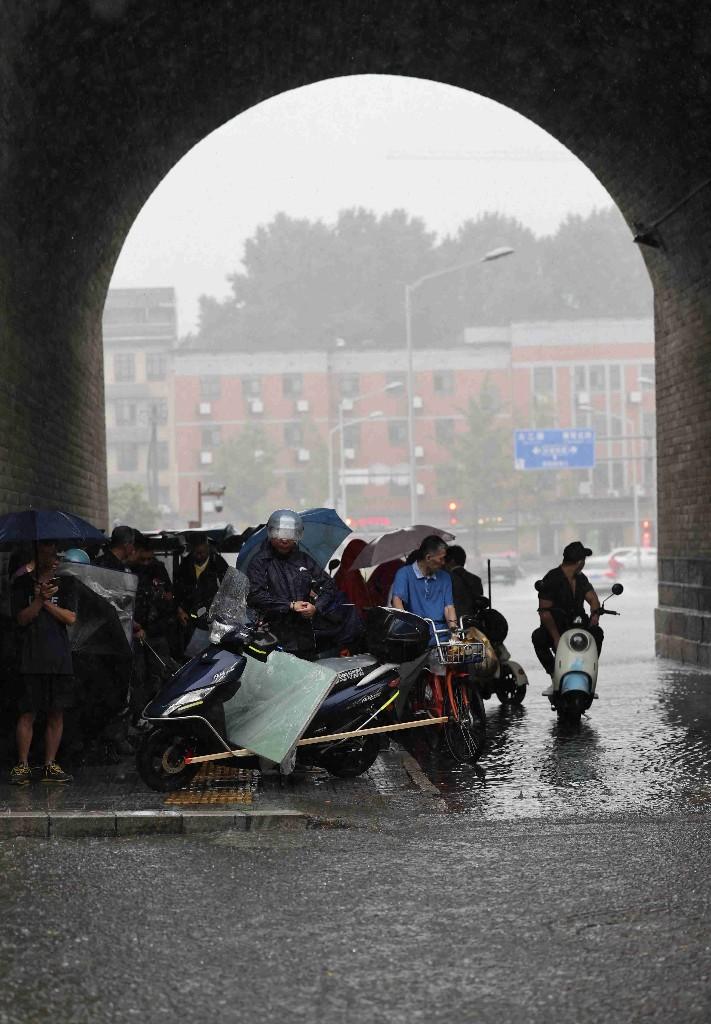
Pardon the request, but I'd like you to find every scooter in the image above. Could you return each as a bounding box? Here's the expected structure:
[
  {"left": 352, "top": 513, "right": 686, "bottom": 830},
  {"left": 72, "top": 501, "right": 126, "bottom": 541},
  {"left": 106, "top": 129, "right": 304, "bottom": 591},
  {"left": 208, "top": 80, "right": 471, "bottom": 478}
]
[
  {"left": 540, "top": 582, "right": 623, "bottom": 722},
  {"left": 461, "top": 598, "right": 529, "bottom": 705},
  {"left": 135, "top": 602, "right": 431, "bottom": 791}
]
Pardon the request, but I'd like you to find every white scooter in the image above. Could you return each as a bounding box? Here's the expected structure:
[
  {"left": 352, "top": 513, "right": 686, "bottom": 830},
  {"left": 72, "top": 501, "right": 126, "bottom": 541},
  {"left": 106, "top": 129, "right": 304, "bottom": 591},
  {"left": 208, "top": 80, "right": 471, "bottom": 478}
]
[{"left": 539, "top": 582, "right": 623, "bottom": 723}]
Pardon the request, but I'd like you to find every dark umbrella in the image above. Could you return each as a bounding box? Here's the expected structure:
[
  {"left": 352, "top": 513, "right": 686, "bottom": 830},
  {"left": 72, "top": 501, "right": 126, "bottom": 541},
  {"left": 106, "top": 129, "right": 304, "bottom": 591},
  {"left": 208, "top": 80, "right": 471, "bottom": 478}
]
[
  {"left": 350, "top": 525, "right": 455, "bottom": 571},
  {"left": 0, "top": 508, "right": 106, "bottom": 555},
  {"left": 236, "top": 508, "right": 351, "bottom": 573}
]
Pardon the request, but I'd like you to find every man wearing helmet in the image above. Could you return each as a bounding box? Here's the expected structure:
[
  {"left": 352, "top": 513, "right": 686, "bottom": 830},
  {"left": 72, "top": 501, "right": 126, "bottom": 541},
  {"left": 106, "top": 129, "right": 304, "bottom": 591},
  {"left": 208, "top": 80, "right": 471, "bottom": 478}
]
[{"left": 246, "top": 509, "right": 356, "bottom": 658}]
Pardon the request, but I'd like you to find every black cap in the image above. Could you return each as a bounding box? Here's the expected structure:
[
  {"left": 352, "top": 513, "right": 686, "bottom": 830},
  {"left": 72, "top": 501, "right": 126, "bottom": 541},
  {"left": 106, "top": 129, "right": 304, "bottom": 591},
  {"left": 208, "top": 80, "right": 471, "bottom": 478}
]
[{"left": 562, "top": 540, "right": 592, "bottom": 563}]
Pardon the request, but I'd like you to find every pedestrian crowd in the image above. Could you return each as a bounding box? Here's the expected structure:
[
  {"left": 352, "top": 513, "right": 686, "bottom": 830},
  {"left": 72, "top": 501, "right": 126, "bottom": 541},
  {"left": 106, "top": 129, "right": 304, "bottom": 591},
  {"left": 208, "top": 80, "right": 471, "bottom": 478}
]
[{"left": 1, "top": 504, "right": 600, "bottom": 788}]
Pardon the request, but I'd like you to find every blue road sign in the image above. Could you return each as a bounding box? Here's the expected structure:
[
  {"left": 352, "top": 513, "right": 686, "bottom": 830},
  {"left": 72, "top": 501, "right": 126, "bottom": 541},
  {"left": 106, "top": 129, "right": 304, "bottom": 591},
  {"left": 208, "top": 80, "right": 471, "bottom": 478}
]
[{"left": 514, "top": 429, "right": 595, "bottom": 470}]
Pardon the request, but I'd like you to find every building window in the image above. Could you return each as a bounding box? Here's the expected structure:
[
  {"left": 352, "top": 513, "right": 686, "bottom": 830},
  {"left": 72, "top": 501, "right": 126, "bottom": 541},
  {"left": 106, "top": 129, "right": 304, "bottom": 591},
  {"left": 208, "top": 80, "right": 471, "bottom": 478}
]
[
  {"left": 116, "top": 443, "right": 138, "bottom": 471},
  {"left": 146, "top": 306, "right": 173, "bottom": 324},
  {"left": 432, "top": 370, "right": 454, "bottom": 395},
  {"left": 146, "top": 353, "right": 168, "bottom": 381},
  {"left": 147, "top": 398, "right": 168, "bottom": 423},
  {"left": 282, "top": 373, "right": 303, "bottom": 397},
  {"left": 574, "top": 365, "right": 587, "bottom": 392},
  {"left": 114, "top": 353, "right": 135, "bottom": 383},
  {"left": 611, "top": 461, "right": 625, "bottom": 492},
  {"left": 339, "top": 374, "right": 360, "bottom": 397},
  {"left": 388, "top": 420, "right": 408, "bottom": 446},
  {"left": 284, "top": 422, "right": 303, "bottom": 447},
  {"left": 593, "top": 462, "right": 609, "bottom": 494},
  {"left": 533, "top": 367, "right": 554, "bottom": 395},
  {"left": 389, "top": 477, "right": 410, "bottom": 497},
  {"left": 435, "top": 418, "right": 455, "bottom": 445},
  {"left": 242, "top": 377, "right": 262, "bottom": 397},
  {"left": 200, "top": 375, "right": 221, "bottom": 399},
  {"left": 157, "top": 441, "right": 169, "bottom": 471},
  {"left": 115, "top": 401, "right": 136, "bottom": 426},
  {"left": 609, "top": 364, "right": 621, "bottom": 390},
  {"left": 201, "top": 426, "right": 221, "bottom": 448},
  {"left": 589, "top": 366, "right": 606, "bottom": 392},
  {"left": 640, "top": 363, "right": 655, "bottom": 385}
]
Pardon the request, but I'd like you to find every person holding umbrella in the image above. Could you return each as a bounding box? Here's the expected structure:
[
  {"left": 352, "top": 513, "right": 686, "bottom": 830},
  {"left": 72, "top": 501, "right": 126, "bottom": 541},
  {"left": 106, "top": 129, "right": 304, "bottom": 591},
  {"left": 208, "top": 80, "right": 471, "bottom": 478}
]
[{"left": 10, "top": 540, "right": 78, "bottom": 784}]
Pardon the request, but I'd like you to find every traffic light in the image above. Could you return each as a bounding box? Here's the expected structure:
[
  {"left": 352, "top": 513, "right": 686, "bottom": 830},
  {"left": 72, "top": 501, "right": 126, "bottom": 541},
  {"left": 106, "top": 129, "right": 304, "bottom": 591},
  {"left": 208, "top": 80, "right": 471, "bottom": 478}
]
[
  {"left": 641, "top": 519, "right": 653, "bottom": 547},
  {"left": 447, "top": 500, "right": 458, "bottom": 526}
]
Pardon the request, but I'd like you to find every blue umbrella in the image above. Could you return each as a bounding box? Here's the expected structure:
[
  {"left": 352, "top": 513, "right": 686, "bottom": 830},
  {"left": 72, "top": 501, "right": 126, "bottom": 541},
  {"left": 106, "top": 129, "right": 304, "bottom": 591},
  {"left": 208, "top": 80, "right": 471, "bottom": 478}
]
[
  {"left": 0, "top": 508, "right": 106, "bottom": 551},
  {"left": 236, "top": 508, "right": 351, "bottom": 573}
]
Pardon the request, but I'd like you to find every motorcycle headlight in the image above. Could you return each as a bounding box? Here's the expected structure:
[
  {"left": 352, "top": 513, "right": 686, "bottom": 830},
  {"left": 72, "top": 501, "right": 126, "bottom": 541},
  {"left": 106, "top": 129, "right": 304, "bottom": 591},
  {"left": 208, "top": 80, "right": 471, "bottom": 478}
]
[
  {"left": 164, "top": 686, "right": 214, "bottom": 716},
  {"left": 568, "top": 632, "right": 590, "bottom": 652}
]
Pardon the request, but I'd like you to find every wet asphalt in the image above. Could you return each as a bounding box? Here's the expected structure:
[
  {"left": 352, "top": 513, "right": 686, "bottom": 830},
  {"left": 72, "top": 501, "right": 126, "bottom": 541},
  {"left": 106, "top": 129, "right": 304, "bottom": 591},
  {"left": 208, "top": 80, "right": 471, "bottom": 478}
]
[{"left": 1, "top": 574, "right": 710, "bottom": 1022}]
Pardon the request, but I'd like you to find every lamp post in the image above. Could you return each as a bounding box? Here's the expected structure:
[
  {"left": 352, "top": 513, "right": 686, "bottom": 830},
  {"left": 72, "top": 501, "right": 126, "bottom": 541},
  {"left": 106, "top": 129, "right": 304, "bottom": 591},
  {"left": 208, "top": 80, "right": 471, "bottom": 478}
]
[
  {"left": 327, "top": 410, "right": 383, "bottom": 519},
  {"left": 404, "top": 246, "right": 514, "bottom": 524},
  {"left": 327, "top": 381, "right": 404, "bottom": 512},
  {"left": 191, "top": 482, "right": 226, "bottom": 529}
]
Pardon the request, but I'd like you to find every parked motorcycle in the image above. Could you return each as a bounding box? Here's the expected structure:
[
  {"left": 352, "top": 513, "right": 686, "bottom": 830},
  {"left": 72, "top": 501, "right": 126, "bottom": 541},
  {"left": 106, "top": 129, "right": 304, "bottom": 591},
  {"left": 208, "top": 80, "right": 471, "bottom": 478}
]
[
  {"left": 462, "top": 596, "right": 529, "bottom": 705},
  {"left": 135, "top": 594, "right": 431, "bottom": 791},
  {"left": 538, "top": 581, "right": 623, "bottom": 723}
]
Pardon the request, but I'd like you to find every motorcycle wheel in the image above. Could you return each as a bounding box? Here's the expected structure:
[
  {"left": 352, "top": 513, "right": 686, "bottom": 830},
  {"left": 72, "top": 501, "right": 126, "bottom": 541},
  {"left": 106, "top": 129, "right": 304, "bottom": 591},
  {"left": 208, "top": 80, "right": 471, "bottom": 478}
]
[
  {"left": 443, "top": 685, "right": 486, "bottom": 764},
  {"left": 135, "top": 727, "right": 202, "bottom": 792},
  {"left": 496, "top": 666, "right": 527, "bottom": 705},
  {"left": 317, "top": 735, "right": 381, "bottom": 779}
]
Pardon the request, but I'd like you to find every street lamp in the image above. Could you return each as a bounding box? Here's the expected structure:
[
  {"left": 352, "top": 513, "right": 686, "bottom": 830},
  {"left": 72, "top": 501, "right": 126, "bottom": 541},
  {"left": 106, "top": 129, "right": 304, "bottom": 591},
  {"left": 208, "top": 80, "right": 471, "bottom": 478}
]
[
  {"left": 327, "top": 380, "right": 404, "bottom": 512},
  {"left": 404, "top": 246, "right": 514, "bottom": 523},
  {"left": 328, "top": 410, "right": 383, "bottom": 519}
]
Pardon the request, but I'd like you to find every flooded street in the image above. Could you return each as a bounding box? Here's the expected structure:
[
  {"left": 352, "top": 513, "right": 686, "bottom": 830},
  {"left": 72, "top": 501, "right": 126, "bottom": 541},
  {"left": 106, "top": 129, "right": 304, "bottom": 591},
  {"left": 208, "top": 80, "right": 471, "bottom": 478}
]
[{"left": 427, "top": 575, "right": 711, "bottom": 818}]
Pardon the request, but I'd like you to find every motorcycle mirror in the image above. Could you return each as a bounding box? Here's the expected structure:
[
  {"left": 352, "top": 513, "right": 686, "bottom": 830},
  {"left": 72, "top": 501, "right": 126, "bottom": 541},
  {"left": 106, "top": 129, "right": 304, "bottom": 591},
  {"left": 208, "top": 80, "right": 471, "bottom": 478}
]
[
  {"left": 328, "top": 558, "right": 341, "bottom": 574},
  {"left": 534, "top": 579, "right": 543, "bottom": 592},
  {"left": 611, "top": 583, "right": 624, "bottom": 595}
]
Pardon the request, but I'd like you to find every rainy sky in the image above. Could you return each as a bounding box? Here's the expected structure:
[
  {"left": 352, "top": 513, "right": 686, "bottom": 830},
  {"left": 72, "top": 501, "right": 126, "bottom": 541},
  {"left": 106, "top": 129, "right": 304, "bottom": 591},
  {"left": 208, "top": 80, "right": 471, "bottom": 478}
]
[{"left": 110, "top": 75, "right": 614, "bottom": 335}]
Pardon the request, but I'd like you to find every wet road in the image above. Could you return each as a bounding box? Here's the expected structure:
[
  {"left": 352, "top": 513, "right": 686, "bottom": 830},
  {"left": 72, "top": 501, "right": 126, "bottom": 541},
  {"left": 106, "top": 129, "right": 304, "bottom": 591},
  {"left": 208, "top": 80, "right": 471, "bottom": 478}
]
[
  {"left": 2, "top": 575, "right": 711, "bottom": 1022},
  {"left": 426, "top": 575, "right": 711, "bottom": 818}
]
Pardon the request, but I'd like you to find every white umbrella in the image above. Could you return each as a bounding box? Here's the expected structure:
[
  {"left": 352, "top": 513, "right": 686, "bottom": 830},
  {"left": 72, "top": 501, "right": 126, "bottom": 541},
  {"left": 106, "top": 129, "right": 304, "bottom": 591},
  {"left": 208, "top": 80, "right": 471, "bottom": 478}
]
[{"left": 350, "top": 525, "right": 455, "bottom": 571}]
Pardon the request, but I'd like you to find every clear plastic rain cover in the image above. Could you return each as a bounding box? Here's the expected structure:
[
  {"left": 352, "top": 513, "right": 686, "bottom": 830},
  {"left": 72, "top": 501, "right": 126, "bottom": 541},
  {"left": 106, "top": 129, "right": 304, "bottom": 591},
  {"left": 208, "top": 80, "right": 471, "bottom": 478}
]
[
  {"left": 213, "top": 569, "right": 340, "bottom": 767},
  {"left": 57, "top": 562, "right": 137, "bottom": 652},
  {"left": 208, "top": 567, "right": 251, "bottom": 644}
]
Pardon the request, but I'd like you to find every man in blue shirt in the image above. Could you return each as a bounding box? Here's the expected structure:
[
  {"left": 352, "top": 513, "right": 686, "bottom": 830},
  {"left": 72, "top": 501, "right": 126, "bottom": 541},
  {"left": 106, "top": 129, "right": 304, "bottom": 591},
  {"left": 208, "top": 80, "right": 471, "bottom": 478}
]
[{"left": 391, "top": 535, "right": 458, "bottom": 644}]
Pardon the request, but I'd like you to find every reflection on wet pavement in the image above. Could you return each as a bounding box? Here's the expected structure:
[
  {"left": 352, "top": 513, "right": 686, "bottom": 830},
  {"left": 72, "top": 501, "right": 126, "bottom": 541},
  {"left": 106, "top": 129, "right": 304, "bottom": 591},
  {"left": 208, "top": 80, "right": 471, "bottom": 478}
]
[{"left": 420, "top": 575, "right": 711, "bottom": 818}]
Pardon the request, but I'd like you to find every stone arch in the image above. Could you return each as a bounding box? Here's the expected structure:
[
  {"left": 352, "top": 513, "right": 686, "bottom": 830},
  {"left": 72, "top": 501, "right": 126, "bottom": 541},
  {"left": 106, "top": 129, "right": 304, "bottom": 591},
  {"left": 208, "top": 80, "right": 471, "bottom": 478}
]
[{"left": 1, "top": 1, "right": 710, "bottom": 658}]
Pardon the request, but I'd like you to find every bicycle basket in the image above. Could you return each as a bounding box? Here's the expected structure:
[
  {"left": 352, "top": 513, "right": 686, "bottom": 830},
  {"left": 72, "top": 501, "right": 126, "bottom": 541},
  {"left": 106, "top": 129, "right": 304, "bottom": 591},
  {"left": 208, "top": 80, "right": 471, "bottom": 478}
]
[{"left": 433, "top": 639, "right": 485, "bottom": 666}]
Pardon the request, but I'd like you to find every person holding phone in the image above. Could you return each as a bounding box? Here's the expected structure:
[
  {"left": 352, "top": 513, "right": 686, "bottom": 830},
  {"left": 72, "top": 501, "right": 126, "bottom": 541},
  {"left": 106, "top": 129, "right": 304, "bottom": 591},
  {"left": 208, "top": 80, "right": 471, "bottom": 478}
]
[{"left": 9, "top": 540, "right": 78, "bottom": 784}]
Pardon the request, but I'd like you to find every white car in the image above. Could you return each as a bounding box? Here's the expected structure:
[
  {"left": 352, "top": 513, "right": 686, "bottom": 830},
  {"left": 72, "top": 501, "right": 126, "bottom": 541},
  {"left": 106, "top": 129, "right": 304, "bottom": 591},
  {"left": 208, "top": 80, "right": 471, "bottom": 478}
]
[{"left": 608, "top": 547, "right": 657, "bottom": 573}]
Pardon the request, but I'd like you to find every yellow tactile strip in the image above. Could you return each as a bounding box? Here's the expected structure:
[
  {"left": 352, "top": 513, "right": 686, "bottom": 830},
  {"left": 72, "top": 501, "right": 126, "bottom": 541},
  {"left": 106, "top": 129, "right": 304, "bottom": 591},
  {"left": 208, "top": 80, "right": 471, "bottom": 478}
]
[{"left": 164, "top": 764, "right": 258, "bottom": 806}]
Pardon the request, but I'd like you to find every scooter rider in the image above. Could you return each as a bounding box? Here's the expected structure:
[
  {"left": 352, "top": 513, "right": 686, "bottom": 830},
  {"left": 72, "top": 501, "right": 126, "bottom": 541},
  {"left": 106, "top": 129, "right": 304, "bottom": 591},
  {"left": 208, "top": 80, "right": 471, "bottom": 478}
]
[
  {"left": 246, "top": 509, "right": 358, "bottom": 659},
  {"left": 532, "top": 540, "right": 603, "bottom": 693}
]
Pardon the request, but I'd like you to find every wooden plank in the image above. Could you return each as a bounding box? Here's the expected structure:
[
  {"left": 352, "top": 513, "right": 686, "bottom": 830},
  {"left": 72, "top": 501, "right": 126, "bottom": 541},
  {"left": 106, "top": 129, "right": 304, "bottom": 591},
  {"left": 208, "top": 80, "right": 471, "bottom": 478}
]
[{"left": 184, "top": 716, "right": 449, "bottom": 766}]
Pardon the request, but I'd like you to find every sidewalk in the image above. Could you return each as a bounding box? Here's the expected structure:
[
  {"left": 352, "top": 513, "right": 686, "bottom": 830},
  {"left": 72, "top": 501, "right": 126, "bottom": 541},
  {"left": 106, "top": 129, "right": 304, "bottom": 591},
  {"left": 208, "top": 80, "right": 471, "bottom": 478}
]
[{"left": 0, "top": 746, "right": 439, "bottom": 837}]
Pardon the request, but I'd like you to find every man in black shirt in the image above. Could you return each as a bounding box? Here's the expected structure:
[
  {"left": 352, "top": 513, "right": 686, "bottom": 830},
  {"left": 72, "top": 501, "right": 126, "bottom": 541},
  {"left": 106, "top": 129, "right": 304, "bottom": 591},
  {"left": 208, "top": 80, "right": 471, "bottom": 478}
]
[
  {"left": 174, "top": 538, "right": 228, "bottom": 642},
  {"left": 444, "top": 545, "right": 484, "bottom": 621},
  {"left": 94, "top": 525, "right": 135, "bottom": 573},
  {"left": 10, "top": 541, "right": 78, "bottom": 784},
  {"left": 532, "top": 540, "right": 603, "bottom": 686}
]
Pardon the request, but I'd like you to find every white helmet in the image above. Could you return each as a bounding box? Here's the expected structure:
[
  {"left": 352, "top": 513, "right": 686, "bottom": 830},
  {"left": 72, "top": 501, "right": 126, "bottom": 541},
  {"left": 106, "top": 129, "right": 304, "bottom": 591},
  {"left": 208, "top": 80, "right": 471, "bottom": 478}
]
[{"left": 267, "top": 508, "right": 304, "bottom": 542}]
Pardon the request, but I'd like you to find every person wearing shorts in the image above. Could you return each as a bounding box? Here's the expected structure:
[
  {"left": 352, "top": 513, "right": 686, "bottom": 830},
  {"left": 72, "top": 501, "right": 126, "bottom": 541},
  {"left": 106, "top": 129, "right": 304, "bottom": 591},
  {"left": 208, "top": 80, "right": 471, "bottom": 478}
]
[{"left": 10, "top": 541, "right": 78, "bottom": 784}]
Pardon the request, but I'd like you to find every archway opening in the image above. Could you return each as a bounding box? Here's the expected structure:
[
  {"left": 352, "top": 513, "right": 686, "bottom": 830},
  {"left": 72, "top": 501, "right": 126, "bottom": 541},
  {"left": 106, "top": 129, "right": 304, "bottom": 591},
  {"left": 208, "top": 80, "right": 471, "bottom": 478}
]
[{"left": 105, "top": 74, "right": 653, "bottom": 571}]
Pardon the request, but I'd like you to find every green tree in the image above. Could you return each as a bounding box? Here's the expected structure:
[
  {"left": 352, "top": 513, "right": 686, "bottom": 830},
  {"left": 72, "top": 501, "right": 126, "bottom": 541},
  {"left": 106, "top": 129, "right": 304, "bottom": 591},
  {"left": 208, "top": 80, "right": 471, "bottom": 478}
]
[
  {"left": 108, "top": 483, "right": 160, "bottom": 531},
  {"left": 442, "top": 381, "right": 518, "bottom": 552},
  {"left": 212, "top": 426, "right": 277, "bottom": 527}
]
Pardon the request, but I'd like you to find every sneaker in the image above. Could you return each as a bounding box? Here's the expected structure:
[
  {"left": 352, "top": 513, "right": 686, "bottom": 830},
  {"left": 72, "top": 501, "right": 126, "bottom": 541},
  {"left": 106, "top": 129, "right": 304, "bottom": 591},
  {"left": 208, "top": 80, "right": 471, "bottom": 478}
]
[
  {"left": 9, "top": 762, "right": 32, "bottom": 786},
  {"left": 41, "top": 761, "right": 73, "bottom": 784}
]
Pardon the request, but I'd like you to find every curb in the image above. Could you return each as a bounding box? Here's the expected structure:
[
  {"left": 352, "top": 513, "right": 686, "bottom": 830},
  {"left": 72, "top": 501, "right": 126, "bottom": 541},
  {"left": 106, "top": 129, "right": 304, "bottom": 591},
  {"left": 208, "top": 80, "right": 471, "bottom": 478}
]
[{"left": 0, "top": 808, "right": 309, "bottom": 838}]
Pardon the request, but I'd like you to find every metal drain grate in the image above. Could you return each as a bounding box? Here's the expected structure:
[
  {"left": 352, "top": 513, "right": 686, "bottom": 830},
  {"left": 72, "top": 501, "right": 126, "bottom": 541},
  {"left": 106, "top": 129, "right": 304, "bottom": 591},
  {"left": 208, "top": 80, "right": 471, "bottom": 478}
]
[{"left": 164, "top": 765, "right": 260, "bottom": 806}]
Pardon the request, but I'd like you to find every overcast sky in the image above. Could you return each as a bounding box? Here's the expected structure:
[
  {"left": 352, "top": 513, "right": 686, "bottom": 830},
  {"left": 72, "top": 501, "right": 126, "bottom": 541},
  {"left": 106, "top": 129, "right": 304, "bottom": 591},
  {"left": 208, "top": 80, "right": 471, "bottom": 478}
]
[{"left": 110, "top": 75, "right": 615, "bottom": 335}]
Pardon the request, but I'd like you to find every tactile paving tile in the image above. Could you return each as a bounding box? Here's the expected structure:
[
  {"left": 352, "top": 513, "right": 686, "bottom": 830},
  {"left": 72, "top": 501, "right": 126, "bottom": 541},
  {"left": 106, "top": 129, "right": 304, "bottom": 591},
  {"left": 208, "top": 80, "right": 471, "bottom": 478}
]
[{"left": 164, "top": 765, "right": 259, "bottom": 806}]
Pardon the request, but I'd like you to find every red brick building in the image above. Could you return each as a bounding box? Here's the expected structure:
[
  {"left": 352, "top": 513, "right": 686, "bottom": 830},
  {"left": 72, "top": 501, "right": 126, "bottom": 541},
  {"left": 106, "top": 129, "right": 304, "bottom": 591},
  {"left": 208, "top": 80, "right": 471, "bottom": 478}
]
[{"left": 173, "top": 317, "right": 654, "bottom": 555}]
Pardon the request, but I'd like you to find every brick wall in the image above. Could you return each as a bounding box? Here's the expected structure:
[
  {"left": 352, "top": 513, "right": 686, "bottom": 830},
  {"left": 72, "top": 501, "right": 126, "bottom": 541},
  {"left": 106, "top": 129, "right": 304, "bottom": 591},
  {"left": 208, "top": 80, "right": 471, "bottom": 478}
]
[{"left": 1, "top": 1, "right": 711, "bottom": 656}]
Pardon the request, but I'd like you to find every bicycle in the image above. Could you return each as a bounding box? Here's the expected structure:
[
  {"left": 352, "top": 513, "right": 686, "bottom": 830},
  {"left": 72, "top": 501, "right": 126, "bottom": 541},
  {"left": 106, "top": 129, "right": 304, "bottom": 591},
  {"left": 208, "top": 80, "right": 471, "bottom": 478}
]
[{"left": 405, "top": 620, "right": 487, "bottom": 763}]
